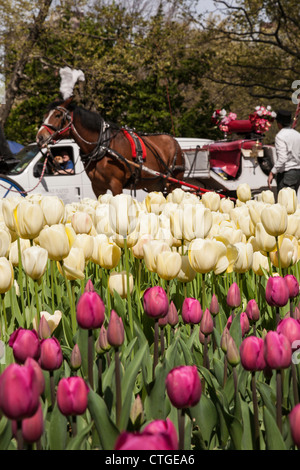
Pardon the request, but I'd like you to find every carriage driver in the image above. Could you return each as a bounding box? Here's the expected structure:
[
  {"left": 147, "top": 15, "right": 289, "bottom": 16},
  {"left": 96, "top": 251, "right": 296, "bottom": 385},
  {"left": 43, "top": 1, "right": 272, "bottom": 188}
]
[
  {"left": 268, "top": 110, "right": 300, "bottom": 195},
  {"left": 53, "top": 150, "right": 75, "bottom": 175}
]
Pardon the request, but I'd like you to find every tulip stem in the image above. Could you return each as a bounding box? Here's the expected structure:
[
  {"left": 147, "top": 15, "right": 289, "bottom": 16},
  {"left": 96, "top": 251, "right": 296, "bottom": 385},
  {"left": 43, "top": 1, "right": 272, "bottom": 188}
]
[
  {"left": 71, "top": 415, "right": 77, "bottom": 437},
  {"left": 16, "top": 420, "right": 23, "bottom": 450},
  {"left": 115, "top": 347, "right": 122, "bottom": 428},
  {"left": 178, "top": 408, "right": 185, "bottom": 450},
  {"left": 251, "top": 371, "right": 260, "bottom": 450},
  {"left": 88, "top": 329, "right": 94, "bottom": 390},
  {"left": 276, "top": 368, "right": 282, "bottom": 433},
  {"left": 0, "top": 294, "right": 8, "bottom": 341},
  {"left": 34, "top": 281, "right": 40, "bottom": 330},
  {"left": 153, "top": 319, "right": 159, "bottom": 380},
  {"left": 50, "top": 370, "right": 56, "bottom": 409},
  {"left": 17, "top": 237, "right": 25, "bottom": 315},
  {"left": 292, "top": 362, "right": 299, "bottom": 405},
  {"left": 276, "top": 237, "right": 282, "bottom": 277},
  {"left": 60, "top": 263, "right": 76, "bottom": 335},
  {"left": 203, "top": 335, "right": 209, "bottom": 369},
  {"left": 123, "top": 238, "right": 133, "bottom": 338}
]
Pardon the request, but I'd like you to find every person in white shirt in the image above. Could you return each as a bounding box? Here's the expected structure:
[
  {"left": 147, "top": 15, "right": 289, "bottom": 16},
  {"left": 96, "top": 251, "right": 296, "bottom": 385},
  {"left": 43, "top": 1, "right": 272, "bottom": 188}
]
[{"left": 268, "top": 109, "right": 300, "bottom": 194}]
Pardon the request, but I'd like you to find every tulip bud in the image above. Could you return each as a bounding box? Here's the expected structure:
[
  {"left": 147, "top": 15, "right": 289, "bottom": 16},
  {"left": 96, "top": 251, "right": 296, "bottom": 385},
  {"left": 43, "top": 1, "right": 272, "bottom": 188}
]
[
  {"left": 38, "top": 315, "right": 51, "bottom": 339},
  {"left": 181, "top": 297, "right": 203, "bottom": 324},
  {"left": 70, "top": 344, "right": 82, "bottom": 370},
  {"left": 95, "top": 325, "right": 111, "bottom": 354},
  {"left": 143, "top": 286, "right": 169, "bottom": 319},
  {"left": 57, "top": 376, "right": 89, "bottom": 416},
  {"left": 130, "top": 394, "right": 144, "bottom": 426},
  {"left": 0, "top": 363, "right": 41, "bottom": 420},
  {"left": 264, "top": 331, "right": 292, "bottom": 369},
  {"left": 237, "top": 183, "right": 251, "bottom": 202},
  {"left": 12, "top": 401, "right": 44, "bottom": 444},
  {"left": 114, "top": 429, "right": 177, "bottom": 450},
  {"left": 265, "top": 276, "right": 289, "bottom": 307},
  {"left": 209, "top": 294, "right": 219, "bottom": 315},
  {"left": 261, "top": 203, "right": 287, "bottom": 237},
  {"left": 22, "top": 246, "right": 48, "bottom": 281},
  {"left": 221, "top": 327, "right": 231, "bottom": 353},
  {"left": 227, "top": 312, "right": 250, "bottom": 337},
  {"left": 0, "top": 257, "right": 14, "bottom": 294},
  {"left": 226, "top": 282, "right": 241, "bottom": 308},
  {"left": 167, "top": 301, "right": 179, "bottom": 327},
  {"left": 226, "top": 335, "right": 240, "bottom": 366},
  {"left": 9, "top": 328, "right": 40, "bottom": 364},
  {"left": 76, "top": 282, "right": 105, "bottom": 330},
  {"left": 165, "top": 365, "right": 202, "bottom": 409},
  {"left": 284, "top": 274, "right": 299, "bottom": 299},
  {"left": 245, "top": 299, "right": 260, "bottom": 323},
  {"left": 289, "top": 404, "right": 300, "bottom": 448},
  {"left": 108, "top": 271, "right": 134, "bottom": 299},
  {"left": 107, "top": 310, "right": 124, "bottom": 348},
  {"left": 71, "top": 211, "right": 93, "bottom": 234},
  {"left": 240, "top": 336, "right": 266, "bottom": 371},
  {"left": 199, "top": 329, "right": 211, "bottom": 345},
  {"left": 200, "top": 308, "right": 214, "bottom": 336},
  {"left": 39, "top": 337, "right": 63, "bottom": 371}
]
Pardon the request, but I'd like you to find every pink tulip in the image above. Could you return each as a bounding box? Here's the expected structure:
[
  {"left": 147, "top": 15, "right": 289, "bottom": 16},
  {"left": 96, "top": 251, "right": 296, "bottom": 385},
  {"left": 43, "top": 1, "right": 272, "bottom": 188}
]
[
  {"left": 209, "top": 294, "right": 219, "bottom": 315},
  {"left": 181, "top": 298, "right": 203, "bottom": 324},
  {"left": 200, "top": 308, "right": 214, "bottom": 336},
  {"left": 0, "top": 363, "right": 41, "bottom": 420},
  {"left": 284, "top": 274, "right": 299, "bottom": 299},
  {"left": 24, "top": 358, "right": 45, "bottom": 395},
  {"left": 114, "top": 430, "right": 177, "bottom": 450},
  {"left": 165, "top": 365, "right": 201, "bottom": 409},
  {"left": 76, "top": 281, "right": 105, "bottom": 329},
  {"left": 167, "top": 301, "right": 179, "bottom": 326},
  {"left": 226, "top": 312, "right": 250, "bottom": 337},
  {"left": 245, "top": 299, "right": 260, "bottom": 323},
  {"left": 143, "top": 286, "right": 169, "bottom": 319},
  {"left": 289, "top": 404, "right": 300, "bottom": 447},
  {"left": 240, "top": 336, "right": 266, "bottom": 371},
  {"left": 264, "top": 331, "right": 292, "bottom": 369},
  {"left": 199, "top": 329, "right": 211, "bottom": 345},
  {"left": 276, "top": 317, "right": 300, "bottom": 351},
  {"left": 57, "top": 376, "right": 89, "bottom": 416},
  {"left": 226, "top": 282, "right": 241, "bottom": 308},
  {"left": 107, "top": 310, "right": 124, "bottom": 347},
  {"left": 39, "top": 337, "right": 63, "bottom": 371},
  {"left": 8, "top": 328, "right": 40, "bottom": 364},
  {"left": 143, "top": 418, "right": 178, "bottom": 450},
  {"left": 12, "top": 401, "right": 44, "bottom": 443},
  {"left": 265, "top": 276, "right": 289, "bottom": 307}
]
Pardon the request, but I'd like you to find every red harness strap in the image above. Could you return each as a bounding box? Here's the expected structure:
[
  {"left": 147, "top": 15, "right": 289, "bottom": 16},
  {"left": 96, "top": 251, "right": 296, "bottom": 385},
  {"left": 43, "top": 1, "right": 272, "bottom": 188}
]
[{"left": 122, "top": 129, "right": 147, "bottom": 160}]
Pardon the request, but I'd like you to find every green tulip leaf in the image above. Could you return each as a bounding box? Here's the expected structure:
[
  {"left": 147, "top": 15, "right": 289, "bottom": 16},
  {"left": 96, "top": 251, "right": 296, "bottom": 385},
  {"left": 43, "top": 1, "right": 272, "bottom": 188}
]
[
  {"left": 49, "top": 402, "right": 68, "bottom": 450},
  {"left": 66, "top": 420, "right": 94, "bottom": 450},
  {"left": 189, "top": 393, "right": 218, "bottom": 447},
  {"left": 0, "top": 416, "right": 12, "bottom": 450},
  {"left": 263, "top": 406, "right": 286, "bottom": 450},
  {"left": 88, "top": 389, "right": 119, "bottom": 450},
  {"left": 144, "top": 359, "right": 170, "bottom": 420}
]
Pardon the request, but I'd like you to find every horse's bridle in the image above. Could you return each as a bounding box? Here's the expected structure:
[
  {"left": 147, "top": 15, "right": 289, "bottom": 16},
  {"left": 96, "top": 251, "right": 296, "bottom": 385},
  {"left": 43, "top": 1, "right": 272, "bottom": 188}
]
[{"left": 40, "top": 106, "right": 74, "bottom": 144}]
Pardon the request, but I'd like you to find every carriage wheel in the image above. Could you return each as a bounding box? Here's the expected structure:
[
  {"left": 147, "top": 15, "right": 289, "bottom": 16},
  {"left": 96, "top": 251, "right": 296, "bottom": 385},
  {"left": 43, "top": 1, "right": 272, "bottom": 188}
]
[{"left": 0, "top": 174, "right": 27, "bottom": 198}]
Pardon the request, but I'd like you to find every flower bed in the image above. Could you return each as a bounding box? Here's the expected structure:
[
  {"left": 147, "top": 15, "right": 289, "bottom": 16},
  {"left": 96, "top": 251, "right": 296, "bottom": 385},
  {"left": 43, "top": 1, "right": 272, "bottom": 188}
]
[{"left": 0, "top": 185, "right": 300, "bottom": 451}]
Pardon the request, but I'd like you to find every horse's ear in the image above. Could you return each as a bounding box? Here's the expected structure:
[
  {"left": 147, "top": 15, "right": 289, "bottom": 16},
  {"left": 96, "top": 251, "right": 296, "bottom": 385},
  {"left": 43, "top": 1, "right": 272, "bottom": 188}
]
[{"left": 63, "top": 96, "right": 74, "bottom": 109}]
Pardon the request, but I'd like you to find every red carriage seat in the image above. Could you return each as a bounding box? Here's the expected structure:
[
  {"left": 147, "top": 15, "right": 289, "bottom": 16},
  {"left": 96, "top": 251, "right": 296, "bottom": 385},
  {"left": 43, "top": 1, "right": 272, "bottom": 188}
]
[{"left": 204, "top": 138, "right": 256, "bottom": 178}]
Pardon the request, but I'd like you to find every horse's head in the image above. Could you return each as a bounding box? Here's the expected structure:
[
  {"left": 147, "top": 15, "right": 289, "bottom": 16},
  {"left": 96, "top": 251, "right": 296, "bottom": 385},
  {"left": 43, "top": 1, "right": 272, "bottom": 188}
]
[{"left": 36, "top": 97, "right": 74, "bottom": 147}]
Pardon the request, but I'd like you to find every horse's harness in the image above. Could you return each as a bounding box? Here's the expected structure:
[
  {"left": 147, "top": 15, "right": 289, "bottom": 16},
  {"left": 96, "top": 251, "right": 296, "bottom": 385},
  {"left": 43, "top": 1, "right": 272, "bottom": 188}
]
[{"left": 40, "top": 105, "right": 184, "bottom": 191}]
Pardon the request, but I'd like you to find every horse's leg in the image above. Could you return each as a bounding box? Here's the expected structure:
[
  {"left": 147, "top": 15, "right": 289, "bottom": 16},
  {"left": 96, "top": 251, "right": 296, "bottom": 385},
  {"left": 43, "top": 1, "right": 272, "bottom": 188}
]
[{"left": 109, "top": 178, "right": 124, "bottom": 196}]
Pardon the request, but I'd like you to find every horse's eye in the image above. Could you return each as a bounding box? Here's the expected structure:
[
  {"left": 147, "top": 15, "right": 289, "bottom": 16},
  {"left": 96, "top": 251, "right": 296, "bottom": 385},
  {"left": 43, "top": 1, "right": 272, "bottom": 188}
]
[{"left": 55, "top": 112, "right": 62, "bottom": 118}]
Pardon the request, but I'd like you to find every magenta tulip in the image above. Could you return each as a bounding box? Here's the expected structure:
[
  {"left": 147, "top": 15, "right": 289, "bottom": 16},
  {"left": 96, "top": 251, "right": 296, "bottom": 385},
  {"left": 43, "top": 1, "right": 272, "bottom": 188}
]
[
  {"left": 167, "top": 301, "right": 179, "bottom": 326},
  {"left": 12, "top": 401, "right": 44, "bottom": 444},
  {"left": 143, "top": 418, "right": 178, "bottom": 450},
  {"left": 289, "top": 404, "right": 300, "bottom": 447},
  {"left": 199, "top": 329, "right": 211, "bottom": 345},
  {"left": 245, "top": 299, "right": 260, "bottom": 323},
  {"left": 9, "top": 328, "right": 40, "bottom": 364},
  {"left": 57, "top": 376, "right": 89, "bottom": 416},
  {"left": 226, "top": 312, "right": 250, "bottom": 337},
  {"left": 165, "top": 365, "right": 202, "bottom": 409},
  {"left": 264, "top": 331, "right": 292, "bottom": 369},
  {"left": 226, "top": 282, "right": 241, "bottom": 308},
  {"left": 114, "top": 430, "right": 178, "bottom": 450},
  {"left": 24, "top": 358, "right": 45, "bottom": 395},
  {"left": 143, "top": 286, "right": 169, "bottom": 319},
  {"left": 284, "top": 274, "right": 300, "bottom": 299},
  {"left": 200, "top": 308, "right": 214, "bottom": 336},
  {"left": 107, "top": 310, "right": 124, "bottom": 348},
  {"left": 76, "top": 281, "right": 105, "bottom": 329},
  {"left": 276, "top": 317, "right": 300, "bottom": 351},
  {"left": 181, "top": 298, "right": 203, "bottom": 324},
  {"left": 39, "top": 337, "right": 63, "bottom": 371},
  {"left": 0, "top": 363, "right": 41, "bottom": 420},
  {"left": 265, "top": 276, "right": 289, "bottom": 307},
  {"left": 209, "top": 294, "right": 219, "bottom": 315},
  {"left": 240, "top": 336, "right": 266, "bottom": 371}
]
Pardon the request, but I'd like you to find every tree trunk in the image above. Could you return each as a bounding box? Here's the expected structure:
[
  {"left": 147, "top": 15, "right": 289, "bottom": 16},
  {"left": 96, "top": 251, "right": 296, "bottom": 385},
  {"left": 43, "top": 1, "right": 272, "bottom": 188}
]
[
  {"left": 0, "top": 125, "right": 12, "bottom": 158},
  {"left": 0, "top": 0, "right": 53, "bottom": 127}
]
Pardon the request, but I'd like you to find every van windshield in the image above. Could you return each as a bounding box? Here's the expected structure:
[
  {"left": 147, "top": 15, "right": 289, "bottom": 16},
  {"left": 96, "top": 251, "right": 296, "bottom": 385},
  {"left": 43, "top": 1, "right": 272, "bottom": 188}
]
[{"left": 10, "top": 145, "right": 40, "bottom": 174}]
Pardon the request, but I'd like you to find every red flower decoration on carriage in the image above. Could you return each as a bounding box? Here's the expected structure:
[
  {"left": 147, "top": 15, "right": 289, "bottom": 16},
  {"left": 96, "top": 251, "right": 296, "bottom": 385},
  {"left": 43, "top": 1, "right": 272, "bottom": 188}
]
[
  {"left": 248, "top": 106, "right": 277, "bottom": 134},
  {"left": 211, "top": 109, "right": 237, "bottom": 133}
]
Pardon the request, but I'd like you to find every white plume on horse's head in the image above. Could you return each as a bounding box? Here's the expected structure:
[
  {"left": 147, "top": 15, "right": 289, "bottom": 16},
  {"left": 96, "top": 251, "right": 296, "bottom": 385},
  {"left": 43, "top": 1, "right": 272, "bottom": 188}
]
[{"left": 59, "top": 67, "right": 85, "bottom": 100}]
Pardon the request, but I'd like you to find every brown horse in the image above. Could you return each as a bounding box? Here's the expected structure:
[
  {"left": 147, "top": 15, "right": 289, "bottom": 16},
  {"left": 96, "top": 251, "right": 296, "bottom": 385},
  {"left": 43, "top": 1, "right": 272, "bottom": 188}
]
[{"left": 36, "top": 97, "right": 185, "bottom": 198}]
